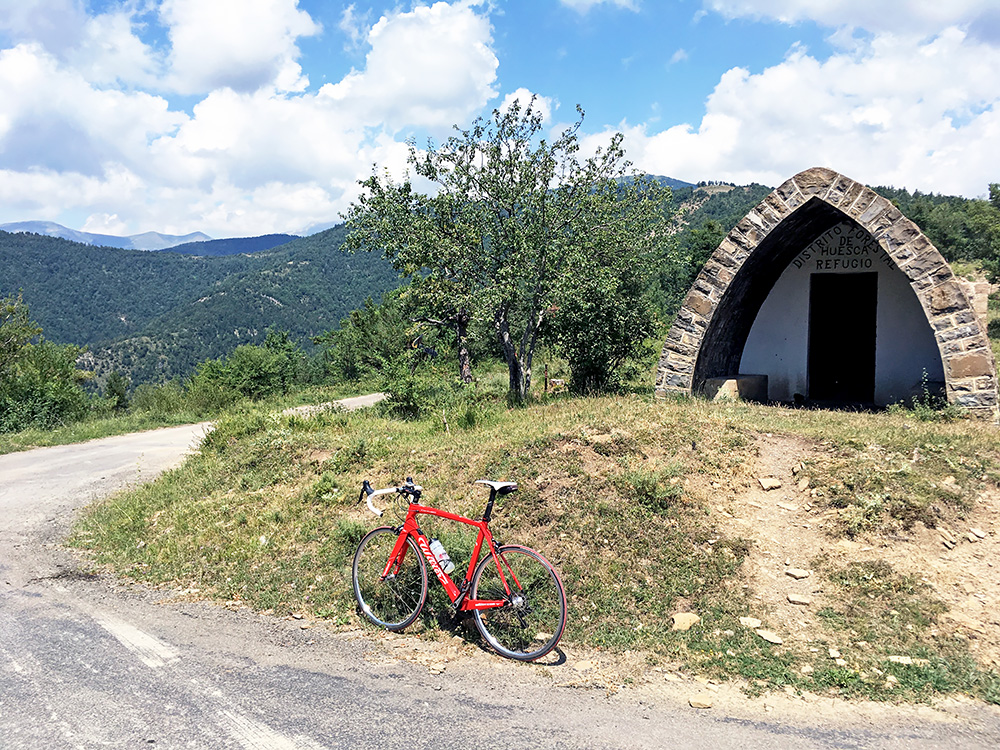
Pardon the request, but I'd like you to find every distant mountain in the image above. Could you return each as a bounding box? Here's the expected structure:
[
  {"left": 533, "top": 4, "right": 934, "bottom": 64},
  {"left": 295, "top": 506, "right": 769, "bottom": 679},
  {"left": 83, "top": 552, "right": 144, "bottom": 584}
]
[
  {"left": 0, "top": 221, "right": 211, "bottom": 250},
  {"left": 160, "top": 234, "right": 299, "bottom": 256},
  {"left": 648, "top": 175, "right": 697, "bottom": 190},
  {"left": 0, "top": 225, "right": 399, "bottom": 384}
]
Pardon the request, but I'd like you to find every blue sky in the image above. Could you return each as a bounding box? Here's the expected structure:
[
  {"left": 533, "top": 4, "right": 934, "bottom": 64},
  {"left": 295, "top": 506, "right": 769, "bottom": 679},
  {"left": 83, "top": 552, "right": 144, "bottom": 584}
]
[{"left": 0, "top": 0, "right": 998, "bottom": 237}]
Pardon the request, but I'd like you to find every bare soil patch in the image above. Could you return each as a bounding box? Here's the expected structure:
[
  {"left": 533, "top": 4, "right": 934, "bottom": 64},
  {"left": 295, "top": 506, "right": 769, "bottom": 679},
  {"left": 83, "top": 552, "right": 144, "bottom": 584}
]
[{"left": 714, "top": 433, "right": 1000, "bottom": 669}]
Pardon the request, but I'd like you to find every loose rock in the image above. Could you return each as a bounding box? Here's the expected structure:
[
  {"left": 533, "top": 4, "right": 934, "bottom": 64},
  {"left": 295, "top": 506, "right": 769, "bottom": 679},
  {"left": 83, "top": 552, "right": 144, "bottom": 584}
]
[
  {"left": 785, "top": 568, "right": 810, "bottom": 580},
  {"left": 787, "top": 593, "right": 813, "bottom": 606},
  {"left": 756, "top": 629, "right": 783, "bottom": 645},
  {"left": 758, "top": 476, "right": 782, "bottom": 491},
  {"left": 739, "top": 616, "right": 762, "bottom": 629},
  {"left": 672, "top": 612, "right": 701, "bottom": 631},
  {"left": 689, "top": 697, "right": 713, "bottom": 709}
]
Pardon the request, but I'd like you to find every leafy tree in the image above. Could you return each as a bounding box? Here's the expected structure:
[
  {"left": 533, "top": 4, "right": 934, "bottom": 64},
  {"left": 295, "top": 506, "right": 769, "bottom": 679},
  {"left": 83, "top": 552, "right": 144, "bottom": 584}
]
[
  {"left": 104, "top": 370, "right": 130, "bottom": 412},
  {"left": 1, "top": 292, "right": 41, "bottom": 378},
  {"left": 345, "top": 99, "right": 675, "bottom": 401},
  {"left": 315, "top": 289, "right": 411, "bottom": 380},
  {"left": 549, "top": 244, "right": 658, "bottom": 392},
  {"left": 0, "top": 294, "right": 92, "bottom": 432},
  {"left": 188, "top": 329, "right": 306, "bottom": 403}
]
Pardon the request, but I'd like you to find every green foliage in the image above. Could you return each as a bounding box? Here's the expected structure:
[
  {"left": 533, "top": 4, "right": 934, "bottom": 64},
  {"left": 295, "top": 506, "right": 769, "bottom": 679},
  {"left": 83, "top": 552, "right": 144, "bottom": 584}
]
[
  {"left": 188, "top": 330, "right": 307, "bottom": 403},
  {"left": 0, "top": 227, "right": 398, "bottom": 385},
  {"left": 0, "top": 293, "right": 92, "bottom": 432},
  {"left": 345, "top": 99, "right": 677, "bottom": 401},
  {"left": 1, "top": 291, "right": 42, "bottom": 377},
  {"left": 314, "top": 289, "right": 410, "bottom": 381},
  {"left": 548, "top": 180, "right": 663, "bottom": 392},
  {"left": 877, "top": 184, "right": 1000, "bottom": 280},
  {"left": 130, "top": 381, "right": 187, "bottom": 417},
  {"left": 886, "top": 370, "right": 963, "bottom": 422},
  {"left": 104, "top": 371, "right": 130, "bottom": 412}
]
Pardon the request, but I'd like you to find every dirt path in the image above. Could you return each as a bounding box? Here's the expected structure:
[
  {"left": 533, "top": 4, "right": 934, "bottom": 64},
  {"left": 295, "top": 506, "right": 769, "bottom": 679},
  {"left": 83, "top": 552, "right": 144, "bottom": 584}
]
[{"left": 709, "top": 433, "right": 1000, "bottom": 668}]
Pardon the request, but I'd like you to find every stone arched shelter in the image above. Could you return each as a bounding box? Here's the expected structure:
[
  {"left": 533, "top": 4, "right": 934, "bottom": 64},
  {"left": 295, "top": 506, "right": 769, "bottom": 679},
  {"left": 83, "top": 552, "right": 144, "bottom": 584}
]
[{"left": 655, "top": 167, "right": 998, "bottom": 417}]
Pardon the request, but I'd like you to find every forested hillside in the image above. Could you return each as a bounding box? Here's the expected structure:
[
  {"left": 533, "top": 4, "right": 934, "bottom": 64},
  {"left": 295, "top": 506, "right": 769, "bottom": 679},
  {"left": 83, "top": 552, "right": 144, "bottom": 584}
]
[
  {"left": 3, "top": 178, "right": 994, "bottom": 388},
  {"left": 0, "top": 227, "right": 398, "bottom": 383},
  {"left": 158, "top": 234, "right": 299, "bottom": 256}
]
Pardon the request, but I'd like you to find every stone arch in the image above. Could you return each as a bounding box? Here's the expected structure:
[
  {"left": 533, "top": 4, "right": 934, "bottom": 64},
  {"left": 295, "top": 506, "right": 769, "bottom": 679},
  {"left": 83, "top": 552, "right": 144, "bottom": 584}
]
[{"left": 655, "top": 167, "right": 998, "bottom": 417}]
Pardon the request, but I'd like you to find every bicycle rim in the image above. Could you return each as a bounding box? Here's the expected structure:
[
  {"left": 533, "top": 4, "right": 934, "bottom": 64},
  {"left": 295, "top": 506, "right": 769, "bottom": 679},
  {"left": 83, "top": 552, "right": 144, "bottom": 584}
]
[
  {"left": 352, "top": 527, "right": 427, "bottom": 631},
  {"left": 471, "top": 545, "right": 567, "bottom": 661}
]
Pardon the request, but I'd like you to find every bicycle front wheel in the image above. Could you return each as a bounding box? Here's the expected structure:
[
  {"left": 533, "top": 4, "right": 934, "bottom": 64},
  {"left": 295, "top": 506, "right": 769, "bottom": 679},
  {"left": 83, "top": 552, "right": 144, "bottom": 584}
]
[
  {"left": 352, "top": 527, "right": 427, "bottom": 631},
  {"left": 471, "top": 545, "right": 567, "bottom": 661}
]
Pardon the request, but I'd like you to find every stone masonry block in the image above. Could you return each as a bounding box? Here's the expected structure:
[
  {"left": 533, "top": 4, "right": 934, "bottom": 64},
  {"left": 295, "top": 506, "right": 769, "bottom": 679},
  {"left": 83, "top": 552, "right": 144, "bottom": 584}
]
[
  {"left": 824, "top": 178, "right": 851, "bottom": 206},
  {"left": 901, "top": 250, "right": 947, "bottom": 282},
  {"left": 860, "top": 196, "right": 891, "bottom": 225},
  {"left": 881, "top": 218, "right": 921, "bottom": 250},
  {"left": 764, "top": 192, "right": 790, "bottom": 218},
  {"left": 775, "top": 178, "right": 803, "bottom": 208},
  {"left": 794, "top": 167, "right": 838, "bottom": 196},
  {"left": 840, "top": 181, "right": 866, "bottom": 212},
  {"left": 948, "top": 353, "right": 993, "bottom": 379},
  {"left": 685, "top": 291, "right": 713, "bottom": 318},
  {"left": 714, "top": 248, "right": 738, "bottom": 268},
  {"left": 930, "top": 281, "right": 966, "bottom": 315},
  {"left": 938, "top": 324, "right": 980, "bottom": 343}
]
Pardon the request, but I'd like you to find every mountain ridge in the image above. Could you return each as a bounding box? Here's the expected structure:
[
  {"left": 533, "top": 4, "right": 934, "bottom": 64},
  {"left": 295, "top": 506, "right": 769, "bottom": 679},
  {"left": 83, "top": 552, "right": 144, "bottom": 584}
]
[{"left": 0, "top": 221, "right": 211, "bottom": 251}]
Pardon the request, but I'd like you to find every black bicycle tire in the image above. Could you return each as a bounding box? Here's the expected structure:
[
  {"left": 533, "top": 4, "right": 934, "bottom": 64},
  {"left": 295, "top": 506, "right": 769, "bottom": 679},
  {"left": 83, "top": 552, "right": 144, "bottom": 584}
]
[
  {"left": 471, "top": 545, "right": 567, "bottom": 661},
  {"left": 352, "top": 527, "right": 428, "bottom": 631}
]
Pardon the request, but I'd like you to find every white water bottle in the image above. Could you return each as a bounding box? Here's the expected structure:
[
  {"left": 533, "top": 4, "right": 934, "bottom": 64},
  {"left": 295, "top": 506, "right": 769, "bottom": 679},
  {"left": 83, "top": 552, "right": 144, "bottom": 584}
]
[{"left": 429, "top": 538, "right": 455, "bottom": 574}]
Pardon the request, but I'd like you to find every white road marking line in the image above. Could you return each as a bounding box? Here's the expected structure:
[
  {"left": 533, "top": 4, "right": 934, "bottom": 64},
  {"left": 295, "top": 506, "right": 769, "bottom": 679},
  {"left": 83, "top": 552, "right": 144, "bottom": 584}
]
[
  {"left": 218, "top": 710, "right": 327, "bottom": 750},
  {"left": 93, "top": 614, "right": 179, "bottom": 669}
]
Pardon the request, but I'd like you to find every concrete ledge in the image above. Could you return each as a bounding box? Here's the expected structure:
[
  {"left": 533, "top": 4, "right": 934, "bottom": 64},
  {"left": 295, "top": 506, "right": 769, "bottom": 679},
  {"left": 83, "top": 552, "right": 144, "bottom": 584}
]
[{"left": 702, "top": 375, "right": 768, "bottom": 402}]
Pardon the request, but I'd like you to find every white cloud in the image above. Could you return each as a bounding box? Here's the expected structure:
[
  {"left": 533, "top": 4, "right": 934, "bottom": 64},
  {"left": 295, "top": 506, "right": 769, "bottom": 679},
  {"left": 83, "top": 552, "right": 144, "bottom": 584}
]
[
  {"left": 499, "top": 88, "right": 555, "bottom": 124},
  {"left": 0, "top": 0, "right": 88, "bottom": 56},
  {"left": 323, "top": 1, "right": 498, "bottom": 132},
  {"left": 617, "top": 27, "right": 1000, "bottom": 196},
  {"left": 0, "top": 1, "right": 501, "bottom": 236},
  {"left": 703, "top": 0, "right": 1000, "bottom": 41},
  {"left": 669, "top": 48, "right": 689, "bottom": 65},
  {"left": 339, "top": 3, "right": 370, "bottom": 50},
  {"left": 160, "top": 0, "right": 321, "bottom": 94},
  {"left": 69, "top": 10, "right": 161, "bottom": 87},
  {"left": 560, "top": 0, "right": 638, "bottom": 12},
  {"left": 0, "top": 43, "right": 184, "bottom": 176},
  {"left": 82, "top": 212, "right": 130, "bottom": 235}
]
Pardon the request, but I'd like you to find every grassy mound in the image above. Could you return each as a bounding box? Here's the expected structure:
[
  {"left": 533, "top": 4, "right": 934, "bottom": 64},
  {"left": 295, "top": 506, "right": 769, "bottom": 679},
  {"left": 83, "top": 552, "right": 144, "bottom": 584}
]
[{"left": 72, "top": 393, "right": 1000, "bottom": 703}]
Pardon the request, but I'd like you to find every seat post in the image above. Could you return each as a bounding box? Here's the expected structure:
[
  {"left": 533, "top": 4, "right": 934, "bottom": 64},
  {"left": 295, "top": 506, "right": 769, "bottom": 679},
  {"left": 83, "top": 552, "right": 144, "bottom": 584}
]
[{"left": 483, "top": 487, "right": 498, "bottom": 523}]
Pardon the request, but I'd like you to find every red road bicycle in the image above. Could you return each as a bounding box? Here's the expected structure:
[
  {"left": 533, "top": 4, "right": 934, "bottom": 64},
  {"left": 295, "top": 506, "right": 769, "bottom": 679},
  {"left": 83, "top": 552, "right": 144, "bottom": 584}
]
[{"left": 352, "top": 477, "right": 567, "bottom": 661}]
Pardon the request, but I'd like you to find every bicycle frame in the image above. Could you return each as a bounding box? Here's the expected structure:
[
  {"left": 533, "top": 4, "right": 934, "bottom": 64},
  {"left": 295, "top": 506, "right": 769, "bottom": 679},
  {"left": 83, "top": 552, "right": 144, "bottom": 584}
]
[{"left": 382, "top": 501, "right": 516, "bottom": 612}]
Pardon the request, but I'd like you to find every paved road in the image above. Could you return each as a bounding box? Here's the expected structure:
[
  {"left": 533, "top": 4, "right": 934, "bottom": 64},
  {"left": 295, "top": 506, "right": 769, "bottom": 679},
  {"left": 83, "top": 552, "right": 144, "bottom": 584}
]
[{"left": 2, "top": 397, "right": 999, "bottom": 749}]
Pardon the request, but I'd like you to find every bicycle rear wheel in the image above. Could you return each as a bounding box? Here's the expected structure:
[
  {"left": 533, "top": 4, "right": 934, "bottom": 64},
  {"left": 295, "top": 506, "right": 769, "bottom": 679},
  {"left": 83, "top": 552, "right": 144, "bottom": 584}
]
[
  {"left": 352, "top": 527, "right": 427, "bottom": 631},
  {"left": 471, "top": 545, "right": 567, "bottom": 661}
]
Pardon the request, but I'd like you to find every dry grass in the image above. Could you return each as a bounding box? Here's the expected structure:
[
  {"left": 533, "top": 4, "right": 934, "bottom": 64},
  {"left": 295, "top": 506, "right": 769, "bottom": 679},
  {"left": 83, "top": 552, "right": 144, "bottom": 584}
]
[{"left": 72, "top": 393, "right": 1000, "bottom": 703}]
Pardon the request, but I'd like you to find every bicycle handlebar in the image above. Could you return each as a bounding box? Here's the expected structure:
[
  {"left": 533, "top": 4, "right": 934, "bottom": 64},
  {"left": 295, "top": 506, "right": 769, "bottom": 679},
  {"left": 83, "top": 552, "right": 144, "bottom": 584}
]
[{"left": 360, "top": 478, "right": 422, "bottom": 517}]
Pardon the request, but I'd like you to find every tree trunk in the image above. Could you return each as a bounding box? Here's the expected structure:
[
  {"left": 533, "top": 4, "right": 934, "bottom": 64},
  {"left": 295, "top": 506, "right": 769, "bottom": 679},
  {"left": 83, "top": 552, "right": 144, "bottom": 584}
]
[
  {"left": 495, "top": 307, "right": 526, "bottom": 402},
  {"left": 455, "top": 310, "right": 473, "bottom": 385}
]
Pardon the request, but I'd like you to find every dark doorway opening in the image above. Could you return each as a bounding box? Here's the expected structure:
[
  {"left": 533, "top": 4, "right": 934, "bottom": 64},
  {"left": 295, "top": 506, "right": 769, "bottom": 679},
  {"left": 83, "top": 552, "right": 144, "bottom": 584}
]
[{"left": 808, "top": 272, "right": 877, "bottom": 404}]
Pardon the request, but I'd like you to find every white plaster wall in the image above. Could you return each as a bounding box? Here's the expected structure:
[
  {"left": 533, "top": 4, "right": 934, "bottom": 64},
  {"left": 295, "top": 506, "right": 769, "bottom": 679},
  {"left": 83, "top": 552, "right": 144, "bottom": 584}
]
[{"left": 739, "top": 222, "right": 944, "bottom": 405}]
